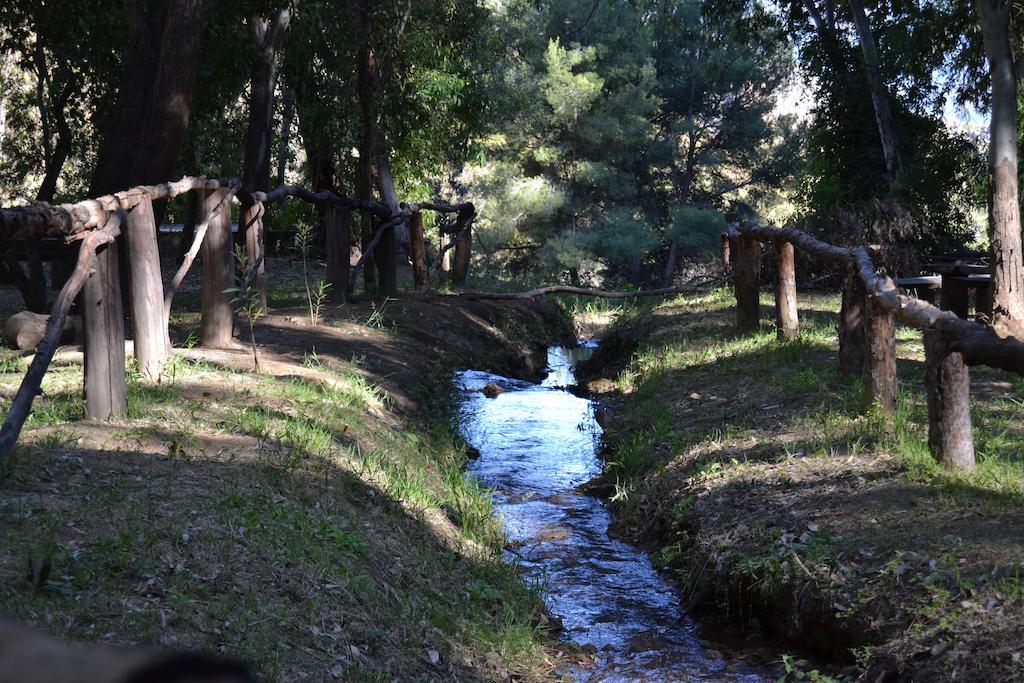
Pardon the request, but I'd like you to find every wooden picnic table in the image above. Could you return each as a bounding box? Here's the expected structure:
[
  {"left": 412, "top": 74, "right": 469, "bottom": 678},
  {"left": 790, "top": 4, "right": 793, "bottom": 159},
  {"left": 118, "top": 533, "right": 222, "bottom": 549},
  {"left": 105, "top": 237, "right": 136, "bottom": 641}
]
[{"left": 923, "top": 259, "right": 991, "bottom": 320}]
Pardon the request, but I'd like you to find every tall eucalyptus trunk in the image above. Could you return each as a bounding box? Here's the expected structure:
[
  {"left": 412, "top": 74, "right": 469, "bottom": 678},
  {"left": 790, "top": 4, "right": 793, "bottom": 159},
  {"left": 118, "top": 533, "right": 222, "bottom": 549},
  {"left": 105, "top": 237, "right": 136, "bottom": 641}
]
[{"left": 976, "top": 0, "right": 1024, "bottom": 334}]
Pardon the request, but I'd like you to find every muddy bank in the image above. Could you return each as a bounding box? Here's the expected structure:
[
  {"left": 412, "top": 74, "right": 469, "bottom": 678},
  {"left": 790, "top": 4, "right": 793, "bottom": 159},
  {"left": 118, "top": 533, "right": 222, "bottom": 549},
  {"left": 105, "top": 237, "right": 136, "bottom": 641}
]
[
  {"left": 580, "top": 290, "right": 1024, "bottom": 682},
  {"left": 0, "top": 289, "right": 576, "bottom": 680}
]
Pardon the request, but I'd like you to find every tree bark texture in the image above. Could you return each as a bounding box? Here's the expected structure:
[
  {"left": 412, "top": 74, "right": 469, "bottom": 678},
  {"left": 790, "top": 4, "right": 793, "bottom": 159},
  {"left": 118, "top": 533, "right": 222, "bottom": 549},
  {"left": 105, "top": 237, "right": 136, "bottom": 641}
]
[
  {"left": 82, "top": 239, "right": 127, "bottom": 421},
  {"left": 774, "top": 241, "right": 799, "bottom": 340},
  {"left": 325, "top": 204, "right": 350, "bottom": 302},
  {"left": 924, "top": 329, "right": 976, "bottom": 470},
  {"left": 409, "top": 211, "right": 427, "bottom": 291},
  {"left": 865, "top": 293, "right": 897, "bottom": 414},
  {"left": 733, "top": 233, "right": 761, "bottom": 332},
  {"left": 838, "top": 265, "right": 866, "bottom": 376},
  {"left": 89, "top": 0, "right": 205, "bottom": 196},
  {"left": 199, "top": 188, "right": 234, "bottom": 348},
  {"left": 452, "top": 209, "right": 473, "bottom": 287},
  {"left": 241, "top": 6, "right": 292, "bottom": 198},
  {"left": 976, "top": 0, "right": 1024, "bottom": 335},
  {"left": 125, "top": 195, "right": 167, "bottom": 381},
  {"left": 240, "top": 197, "right": 267, "bottom": 313}
]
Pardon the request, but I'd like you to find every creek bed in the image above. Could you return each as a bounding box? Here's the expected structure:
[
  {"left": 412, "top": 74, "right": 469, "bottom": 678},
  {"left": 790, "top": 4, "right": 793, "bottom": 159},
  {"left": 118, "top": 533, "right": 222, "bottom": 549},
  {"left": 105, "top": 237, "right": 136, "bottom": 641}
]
[{"left": 456, "top": 344, "right": 768, "bottom": 681}]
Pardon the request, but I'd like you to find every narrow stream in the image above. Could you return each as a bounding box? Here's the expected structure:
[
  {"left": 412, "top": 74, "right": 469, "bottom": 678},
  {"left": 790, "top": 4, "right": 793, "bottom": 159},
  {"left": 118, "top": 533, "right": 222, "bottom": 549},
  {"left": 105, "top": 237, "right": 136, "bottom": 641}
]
[{"left": 456, "top": 344, "right": 767, "bottom": 682}]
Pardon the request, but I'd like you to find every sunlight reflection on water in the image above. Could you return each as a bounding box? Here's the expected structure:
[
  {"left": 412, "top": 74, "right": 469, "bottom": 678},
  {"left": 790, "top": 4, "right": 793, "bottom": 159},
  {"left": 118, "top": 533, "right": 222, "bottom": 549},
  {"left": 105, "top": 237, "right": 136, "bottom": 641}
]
[{"left": 455, "top": 344, "right": 767, "bottom": 682}]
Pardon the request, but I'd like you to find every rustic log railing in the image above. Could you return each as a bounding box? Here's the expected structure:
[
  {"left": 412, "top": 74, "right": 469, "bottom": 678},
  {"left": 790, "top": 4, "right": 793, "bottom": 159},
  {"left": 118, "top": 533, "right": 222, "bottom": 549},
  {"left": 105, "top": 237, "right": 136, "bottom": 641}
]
[
  {"left": 723, "top": 219, "right": 1024, "bottom": 472},
  {"left": 0, "top": 176, "right": 475, "bottom": 463}
]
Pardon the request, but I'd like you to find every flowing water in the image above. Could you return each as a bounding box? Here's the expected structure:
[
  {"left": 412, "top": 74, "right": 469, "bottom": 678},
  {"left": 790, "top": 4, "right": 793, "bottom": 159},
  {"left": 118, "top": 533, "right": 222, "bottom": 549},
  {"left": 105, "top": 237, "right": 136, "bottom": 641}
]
[{"left": 456, "top": 344, "right": 768, "bottom": 682}]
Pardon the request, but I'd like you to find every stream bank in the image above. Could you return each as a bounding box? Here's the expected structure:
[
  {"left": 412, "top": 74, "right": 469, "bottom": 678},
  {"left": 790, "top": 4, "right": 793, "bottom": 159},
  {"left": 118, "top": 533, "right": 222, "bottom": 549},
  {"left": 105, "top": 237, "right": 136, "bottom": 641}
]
[
  {"left": 577, "top": 290, "right": 1024, "bottom": 682},
  {"left": 0, "top": 292, "right": 578, "bottom": 680}
]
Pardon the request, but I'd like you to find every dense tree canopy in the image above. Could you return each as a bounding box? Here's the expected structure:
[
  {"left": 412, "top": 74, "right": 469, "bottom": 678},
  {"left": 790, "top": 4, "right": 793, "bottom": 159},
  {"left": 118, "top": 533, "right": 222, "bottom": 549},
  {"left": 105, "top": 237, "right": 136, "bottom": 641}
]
[{"left": 0, "top": 0, "right": 1020, "bottom": 294}]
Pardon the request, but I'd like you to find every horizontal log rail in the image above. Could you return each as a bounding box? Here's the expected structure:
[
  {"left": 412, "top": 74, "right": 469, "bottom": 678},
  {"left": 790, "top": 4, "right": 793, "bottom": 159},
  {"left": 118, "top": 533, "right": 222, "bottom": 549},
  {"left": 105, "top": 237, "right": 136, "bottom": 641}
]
[
  {"left": 725, "top": 221, "right": 1024, "bottom": 374},
  {"left": 0, "top": 176, "right": 475, "bottom": 239},
  {"left": 723, "top": 219, "right": 1024, "bottom": 472},
  {"left": 0, "top": 175, "right": 478, "bottom": 465}
]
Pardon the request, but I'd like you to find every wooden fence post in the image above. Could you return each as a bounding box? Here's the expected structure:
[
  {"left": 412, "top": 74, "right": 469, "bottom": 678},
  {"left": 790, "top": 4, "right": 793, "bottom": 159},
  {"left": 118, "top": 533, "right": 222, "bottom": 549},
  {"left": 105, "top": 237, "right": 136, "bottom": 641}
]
[
  {"left": 125, "top": 195, "right": 167, "bottom": 381},
  {"left": 774, "top": 241, "right": 799, "bottom": 340},
  {"left": 200, "top": 188, "right": 235, "bottom": 348},
  {"left": 452, "top": 207, "right": 473, "bottom": 287},
  {"left": 377, "top": 221, "right": 398, "bottom": 296},
  {"left": 409, "top": 211, "right": 428, "bottom": 292},
  {"left": 82, "top": 226, "right": 127, "bottom": 421},
  {"left": 924, "top": 330, "right": 975, "bottom": 470},
  {"left": 734, "top": 233, "right": 761, "bottom": 332},
  {"left": 865, "top": 291, "right": 897, "bottom": 414},
  {"left": 838, "top": 265, "right": 866, "bottom": 376},
  {"left": 241, "top": 196, "right": 267, "bottom": 313},
  {"left": 325, "top": 204, "right": 350, "bottom": 302}
]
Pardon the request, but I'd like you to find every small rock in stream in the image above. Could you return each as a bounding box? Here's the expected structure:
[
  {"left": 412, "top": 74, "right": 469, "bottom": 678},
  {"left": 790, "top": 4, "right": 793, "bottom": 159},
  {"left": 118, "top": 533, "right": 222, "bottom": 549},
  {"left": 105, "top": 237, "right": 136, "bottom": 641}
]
[{"left": 482, "top": 383, "right": 504, "bottom": 398}]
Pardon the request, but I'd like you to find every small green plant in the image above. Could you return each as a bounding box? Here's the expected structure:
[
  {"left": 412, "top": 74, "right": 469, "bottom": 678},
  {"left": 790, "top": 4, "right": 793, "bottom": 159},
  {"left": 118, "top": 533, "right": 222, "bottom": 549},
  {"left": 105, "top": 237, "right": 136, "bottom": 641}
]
[
  {"left": 294, "top": 221, "right": 329, "bottom": 325},
  {"left": 226, "top": 245, "right": 265, "bottom": 373},
  {"left": 311, "top": 280, "right": 330, "bottom": 326}
]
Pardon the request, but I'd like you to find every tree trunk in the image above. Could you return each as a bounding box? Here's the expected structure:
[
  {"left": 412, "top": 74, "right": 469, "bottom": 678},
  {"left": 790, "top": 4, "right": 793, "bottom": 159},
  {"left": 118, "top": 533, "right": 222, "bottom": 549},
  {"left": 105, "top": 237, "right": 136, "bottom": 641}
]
[
  {"left": 663, "top": 239, "right": 679, "bottom": 288},
  {"left": 774, "top": 241, "right": 799, "bottom": 340},
  {"left": 325, "top": 204, "right": 350, "bottom": 302},
  {"left": 199, "top": 188, "right": 234, "bottom": 348},
  {"left": 125, "top": 195, "right": 168, "bottom": 381},
  {"left": 240, "top": 197, "right": 267, "bottom": 313},
  {"left": 865, "top": 292, "right": 897, "bottom": 414},
  {"left": 240, "top": 5, "right": 292, "bottom": 248},
  {"left": 452, "top": 209, "right": 473, "bottom": 287},
  {"left": 82, "top": 240, "right": 127, "bottom": 421},
  {"left": 976, "top": 0, "right": 1024, "bottom": 335},
  {"left": 276, "top": 88, "right": 294, "bottom": 187},
  {"left": 410, "top": 211, "right": 427, "bottom": 291},
  {"left": 923, "top": 329, "right": 975, "bottom": 470},
  {"left": 357, "top": 11, "right": 377, "bottom": 294},
  {"left": 733, "top": 233, "right": 761, "bottom": 332},
  {"left": 847, "top": 0, "right": 903, "bottom": 183},
  {"left": 89, "top": 0, "right": 205, "bottom": 196},
  {"left": 838, "top": 265, "right": 866, "bottom": 376}
]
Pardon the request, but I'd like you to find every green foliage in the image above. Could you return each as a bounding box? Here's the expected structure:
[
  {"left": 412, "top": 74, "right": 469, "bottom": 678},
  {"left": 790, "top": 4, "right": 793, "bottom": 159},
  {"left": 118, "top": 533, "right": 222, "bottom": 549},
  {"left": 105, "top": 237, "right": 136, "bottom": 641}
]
[{"left": 226, "top": 245, "right": 266, "bottom": 373}]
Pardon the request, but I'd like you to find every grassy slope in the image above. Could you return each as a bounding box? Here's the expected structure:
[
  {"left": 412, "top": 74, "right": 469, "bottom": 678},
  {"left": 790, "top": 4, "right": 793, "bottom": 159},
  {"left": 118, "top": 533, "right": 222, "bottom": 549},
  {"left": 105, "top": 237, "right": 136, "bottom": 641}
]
[
  {"left": 0, "top": 295, "right": 575, "bottom": 681},
  {"left": 582, "top": 289, "right": 1024, "bottom": 682}
]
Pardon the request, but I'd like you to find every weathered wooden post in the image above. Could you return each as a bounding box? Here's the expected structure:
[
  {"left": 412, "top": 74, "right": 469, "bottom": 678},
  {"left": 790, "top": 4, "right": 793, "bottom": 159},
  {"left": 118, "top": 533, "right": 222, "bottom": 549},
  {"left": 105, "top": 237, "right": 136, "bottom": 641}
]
[
  {"left": 774, "top": 241, "right": 798, "bottom": 340},
  {"left": 923, "top": 330, "right": 975, "bottom": 470},
  {"left": 451, "top": 206, "right": 474, "bottom": 287},
  {"left": 734, "top": 232, "right": 761, "bottom": 332},
  {"left": 125, "top": 195, "right": 168, "bottom": 381},
  {"left": 325, "top": 203, "right": 351, "bottom": 302},
  {"left": 864, "top": 290, "right": 897, "bottom": 414},
  {"left": 82, "top": 217, "right": 127, "bottom": 421},
  {"left": 240, "top": 195, "right": 267, "bottom": 313},
  {"left": 409, "top": 211, "right": 428, "bottom": 292},
  {"left": 838, "top": 265, "right": 866, "bottom": 376},
  {"left": 377, "top": 221, "right": 398, "bottom": 296},
  {"left": 200, "top": 188, "right": 235, "bottom": 348}
]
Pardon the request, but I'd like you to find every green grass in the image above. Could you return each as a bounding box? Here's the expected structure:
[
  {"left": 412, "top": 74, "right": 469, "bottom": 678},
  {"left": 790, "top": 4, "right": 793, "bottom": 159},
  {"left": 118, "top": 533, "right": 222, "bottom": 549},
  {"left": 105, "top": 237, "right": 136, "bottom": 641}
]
[{"left": 0, "top": 303, "right": 568, "bottom": 680}]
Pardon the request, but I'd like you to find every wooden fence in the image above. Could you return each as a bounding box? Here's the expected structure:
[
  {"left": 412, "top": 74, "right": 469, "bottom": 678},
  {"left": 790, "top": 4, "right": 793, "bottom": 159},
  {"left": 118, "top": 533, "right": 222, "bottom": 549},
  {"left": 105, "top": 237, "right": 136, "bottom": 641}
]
[
  {"left": 0, "top": 176, "right": 475, "bottom": 460},
  {"left": 723, "top": 220, "right": 1024, "bottom": 472}
]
